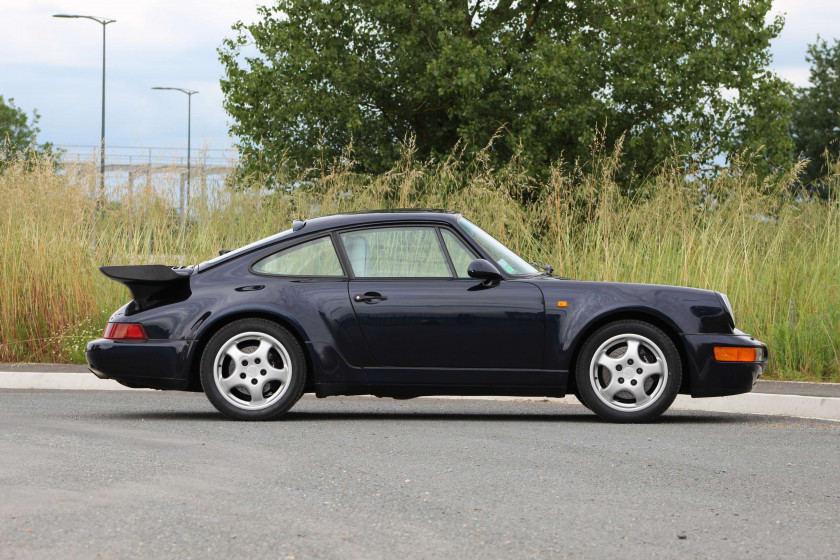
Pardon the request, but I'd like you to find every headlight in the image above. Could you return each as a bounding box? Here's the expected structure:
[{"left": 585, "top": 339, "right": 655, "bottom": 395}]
[{"left": 716, "top": 292, "right": 735, "bottom": 328}]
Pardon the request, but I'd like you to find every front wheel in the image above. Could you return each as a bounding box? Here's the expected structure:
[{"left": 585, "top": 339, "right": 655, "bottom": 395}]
[
  {"left": 200, "top": 319, "right": 306, "bottom": 420},
  {"left": 575, "top": 320, "right": 681, "bottom": 422}
]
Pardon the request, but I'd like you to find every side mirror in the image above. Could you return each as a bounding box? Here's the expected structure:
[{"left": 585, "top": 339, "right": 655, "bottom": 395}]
[{"left": 467, "top": 259, "right": 502, "bottom": 283}]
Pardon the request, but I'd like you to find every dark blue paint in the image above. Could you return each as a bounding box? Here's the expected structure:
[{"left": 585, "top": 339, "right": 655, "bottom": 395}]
[{"left": 86, "top": 210, "right": 767, "bottom": 398}]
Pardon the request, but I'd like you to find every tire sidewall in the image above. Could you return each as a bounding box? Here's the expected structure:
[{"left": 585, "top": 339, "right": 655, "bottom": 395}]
[
  {"left": 575, "top": 320, "right": 681, "bottom": 423},
  {"left": 200, "top": 319, "right": 306, "bottom": 420}
]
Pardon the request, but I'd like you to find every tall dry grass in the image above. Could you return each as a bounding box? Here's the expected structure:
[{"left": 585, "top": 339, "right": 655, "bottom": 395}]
[{"left": 1, "top": 142, "right": 838, "bottom": 381}]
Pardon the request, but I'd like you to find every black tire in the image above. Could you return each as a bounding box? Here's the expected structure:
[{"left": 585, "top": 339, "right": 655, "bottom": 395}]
[
  {"left": 200, "top": 318, "right": 306, "bottom": 420},
  {"left": 575, "top": 320, "right": 681, "bottom": 423},
  {"left": 572, "top": 384, "right": 592, "bottom": 410}
]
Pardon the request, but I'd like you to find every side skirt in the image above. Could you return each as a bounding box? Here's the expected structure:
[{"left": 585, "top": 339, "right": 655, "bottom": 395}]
[{"left": 314, "top": 377, "right": 568, "bottom": 400}]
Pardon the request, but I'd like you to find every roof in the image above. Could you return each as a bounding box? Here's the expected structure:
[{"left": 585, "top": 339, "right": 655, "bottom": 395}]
[
  {"left": 197, "top": 209, "right": 463, "bottom": 271},
  {"left": 300, "top": 209, "right": 462, "bottom": 234}
]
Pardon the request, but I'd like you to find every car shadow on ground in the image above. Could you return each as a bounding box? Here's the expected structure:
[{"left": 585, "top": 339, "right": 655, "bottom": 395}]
[{"left": 92, "top": 409, "right": 758, "bottom": 424}]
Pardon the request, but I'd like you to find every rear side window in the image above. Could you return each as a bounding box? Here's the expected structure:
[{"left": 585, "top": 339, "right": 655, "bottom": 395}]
[{"left": 252, "top": 237, "right": 343, "bottom": 276}]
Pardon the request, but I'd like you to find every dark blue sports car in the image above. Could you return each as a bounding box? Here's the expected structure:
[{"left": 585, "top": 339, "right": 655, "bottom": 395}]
[{"left": 86, "top": 210, "right": 767, "bottom": 422}]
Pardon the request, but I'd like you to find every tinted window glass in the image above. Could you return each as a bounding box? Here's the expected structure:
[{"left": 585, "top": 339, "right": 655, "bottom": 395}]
[
  {"left": 441, "top": 229, "right": 477, "bottom": 278},
  {"left": 340, "top": 227, "right": 450, "bottom": 278},
  {"left": 252, "top": 237, "right": 343, "bottom": 276},
  {"left": 458, "top": 218, "right": 537, "bottom": 275}
]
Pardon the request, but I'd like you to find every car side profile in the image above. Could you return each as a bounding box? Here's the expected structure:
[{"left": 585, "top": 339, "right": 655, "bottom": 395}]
[{"left": 86, "top": 210, "right": 768, "bottom": 422}]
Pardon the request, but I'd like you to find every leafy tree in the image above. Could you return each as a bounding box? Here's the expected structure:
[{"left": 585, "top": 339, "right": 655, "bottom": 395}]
[
  {"left": 0, "top": 96, "right": 53, "bottom": 163},
  {"left": 220, "top": 0, "right": 792, "bottom": 187},
  {"left": 790, "top": 37, "right": 840, "bottom": 196}
]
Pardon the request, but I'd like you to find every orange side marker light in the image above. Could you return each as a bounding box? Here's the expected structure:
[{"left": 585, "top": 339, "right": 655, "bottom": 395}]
[
  {"left": 714, "top": 347, "right": 758, "bottom": 362},
  {"left": 557, "top": 301, "right": 568, "bottom": 308}
]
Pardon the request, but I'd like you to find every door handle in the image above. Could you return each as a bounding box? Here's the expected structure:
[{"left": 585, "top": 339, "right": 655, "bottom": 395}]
[{"left": 354, "top": 292, "right": 388, "bottom": 303}]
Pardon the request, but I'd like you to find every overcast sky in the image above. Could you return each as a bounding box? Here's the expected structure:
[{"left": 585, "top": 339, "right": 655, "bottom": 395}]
[{"left": 1, "top": 0, "right": 838, "bottom": 155}]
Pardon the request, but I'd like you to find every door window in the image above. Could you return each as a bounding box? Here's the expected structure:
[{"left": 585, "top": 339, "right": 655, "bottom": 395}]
[
  {"left": 252, "top": 236, "right": 343, "bottom": 276},
  {"left": 340, "top": 227, "right": 451, "bottom": 278}
]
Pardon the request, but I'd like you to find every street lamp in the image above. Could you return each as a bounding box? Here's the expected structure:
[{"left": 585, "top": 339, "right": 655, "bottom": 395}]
[
  {"left": 53, "top": 14, "right": 116, "bottom": 200},
  {"left": 152, "top": 87, "right": 199, "bottom": 216}
]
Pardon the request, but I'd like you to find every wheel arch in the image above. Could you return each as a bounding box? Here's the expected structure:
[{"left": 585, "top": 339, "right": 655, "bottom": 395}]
[
  {"left": 186, "top": 310, "right": 314, "bottom": 392},
  {"left": 565, "top": 309, "right": 691, "bottom": 397}
]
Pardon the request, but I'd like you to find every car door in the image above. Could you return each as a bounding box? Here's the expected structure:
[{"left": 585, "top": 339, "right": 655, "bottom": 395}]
[{"left": 339, "top": 225, "right": 545, "bottom": 385}]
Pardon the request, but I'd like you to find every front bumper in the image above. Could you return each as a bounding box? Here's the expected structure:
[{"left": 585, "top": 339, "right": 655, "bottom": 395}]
[
  {"left": 681, "top": 332, "right": 768, "bottom": 398},
  {"left": 85, "top": 338, "right": 193, "bottom": 390}
]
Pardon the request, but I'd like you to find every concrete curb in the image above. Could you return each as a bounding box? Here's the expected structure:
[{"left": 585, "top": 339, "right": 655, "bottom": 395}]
[
  {"left": 2, "top": 368, "right": 839, "bottom": 422},
  {"left": 670, "top": 393, "right": 840, "bottom": 422},
  {"left": 0, "top": 371, "right": 139, "bottom": 391}
]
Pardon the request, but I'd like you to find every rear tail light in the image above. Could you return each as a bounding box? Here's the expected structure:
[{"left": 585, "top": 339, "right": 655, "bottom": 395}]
[
  {"left": 714, "top": 346, "right": 763, "bottom": 362},
  {"left": 104, "top": 323, "right": 148, "bottom": 341}
]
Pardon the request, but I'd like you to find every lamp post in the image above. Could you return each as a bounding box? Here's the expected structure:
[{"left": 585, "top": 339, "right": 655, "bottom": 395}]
[
  {"left": 152, "top": 87, "right": 198, "bottom": 218},
  {"left": 53, "top": 14, "right": 116, "bottom": 201}
]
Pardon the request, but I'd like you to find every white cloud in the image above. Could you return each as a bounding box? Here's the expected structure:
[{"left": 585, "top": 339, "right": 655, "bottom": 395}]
[
  {"left": 770, "top": 0, "right": 840, "bottom": 42},
  {"left": 769, "top": 0, "right": 840, "bottom": 86},
  {"left": 0, "top": 0, "right": 266, "bottom": 68},
  {"left": 774, "top": 66, "right": 812, "bottom": 88}
]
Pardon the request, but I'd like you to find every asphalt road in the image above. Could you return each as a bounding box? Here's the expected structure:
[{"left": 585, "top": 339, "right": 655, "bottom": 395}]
[{"left": 1, "top": 391, "right": 838, "bottom": 560}]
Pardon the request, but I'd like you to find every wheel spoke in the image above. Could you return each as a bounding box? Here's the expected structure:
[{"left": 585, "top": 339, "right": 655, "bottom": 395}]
[
  {"left": 220, "top": 374, "right": 244, "bottom": 393},
  {"left": 624, "top": 339, "right": 642, "bottom": 364},
  {"left": 600, "top": 377, "right": 624, "bottom": 401},
  {"left": 640, "top": 362, "right": 664, "bottom": 381},
  {"left": 247, "top": 339, "right": 273, "bottom": 363},
  {"left": 225, "top": 345, "right": 246, "bottom": 364},
  {"left": 248, "top": 384, "right": 266, "bottom": 405},
  {"left": 263, "top": 364, "right": 289, "bottom": 384},
  {"left": 629, "top": 384, "right": 651, "bottom": 406},
  {"left": 596, "top": 354, "right": 621, "bottom": 370}
]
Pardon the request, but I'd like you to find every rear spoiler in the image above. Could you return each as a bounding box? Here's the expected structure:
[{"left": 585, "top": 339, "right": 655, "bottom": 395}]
[{"left": 99, "top": 265, "right": 193, "bottom": 313}]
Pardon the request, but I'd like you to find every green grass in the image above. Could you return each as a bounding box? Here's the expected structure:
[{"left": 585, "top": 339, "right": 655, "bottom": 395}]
[{"left": 1, "top": 143, "right": 838, "bottom": 382}]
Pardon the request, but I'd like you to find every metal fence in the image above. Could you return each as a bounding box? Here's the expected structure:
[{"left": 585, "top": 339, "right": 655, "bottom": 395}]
[
  {"left": 57, "top": 144, "right": 237, "bottom": 169},
  {"left": 56, "top": 144, "right": 239, "bottom": 212}
]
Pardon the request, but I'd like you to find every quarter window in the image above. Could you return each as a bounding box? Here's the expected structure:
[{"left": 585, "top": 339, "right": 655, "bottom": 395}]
[
  {"left": 441, "top": 229, "right": 477, "bottom": 278},
  {"left": 252, "top": 237, "right": 343, "bottom": 276},
  {"left": 340, "top": 227, "right": 451, "bottom": 278}
]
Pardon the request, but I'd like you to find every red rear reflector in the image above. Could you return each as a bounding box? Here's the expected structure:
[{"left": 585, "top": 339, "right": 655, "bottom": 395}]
[
  {"left": 104, "top": 323, "right": 148, "bottom": 341},
  {"left": 714, "top": 346, "right": 757, "bottom": 362}
]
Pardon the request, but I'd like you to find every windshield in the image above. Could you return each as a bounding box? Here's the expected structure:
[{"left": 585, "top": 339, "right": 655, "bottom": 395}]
[
  {"left": 458, "top": 218, "right": 538, "bottom": 276},
  {"left": 199, "top": 229, "right": 294, "bottom": 269}
]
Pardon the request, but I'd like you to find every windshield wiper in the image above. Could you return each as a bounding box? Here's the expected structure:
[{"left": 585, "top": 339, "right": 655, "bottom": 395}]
[{"left": 529, "top": 260, "right": 555, "bottom": 275}]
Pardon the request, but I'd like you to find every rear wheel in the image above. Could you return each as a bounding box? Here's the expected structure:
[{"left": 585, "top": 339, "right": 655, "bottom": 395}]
[
  {"left": 200, "top": 319, "right": 306, "bottom": 420},
  {"left": 575, "top": 320, "right": 681, "bottom": 422}
]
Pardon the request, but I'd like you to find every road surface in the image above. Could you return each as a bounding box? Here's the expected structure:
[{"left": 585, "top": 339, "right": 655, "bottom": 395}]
[{"left": 1, "top": 390, "right": 838, "bottom": 559}]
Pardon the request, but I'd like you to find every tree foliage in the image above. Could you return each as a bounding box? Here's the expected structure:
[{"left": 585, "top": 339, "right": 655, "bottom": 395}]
[
  {"left": 220, "top": 0, "right": 792, "bottom": 186},
  {"left": 0, "top": 96, "right": 52, "bottom": 164},
  {"left": 790, "top": 37, "right": 840, "bottom": 195}
]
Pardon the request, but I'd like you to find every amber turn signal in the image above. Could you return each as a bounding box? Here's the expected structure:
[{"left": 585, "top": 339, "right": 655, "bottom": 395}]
[{"left": 714, "top": 346, "right": 758, "bottom": 362}]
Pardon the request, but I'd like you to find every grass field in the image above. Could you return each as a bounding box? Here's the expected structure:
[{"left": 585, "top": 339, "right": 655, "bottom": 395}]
[{"left": 1, "top": 144, "right": 838, "bottom": 382}]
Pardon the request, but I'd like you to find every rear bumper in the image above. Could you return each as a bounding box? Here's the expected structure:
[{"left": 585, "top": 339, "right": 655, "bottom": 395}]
[
  {"left": 85, "top": 338, "right": 193, "bottom": 390},
  {"left": 681, "top": 333, "right": 768, "bottom": 398}
]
